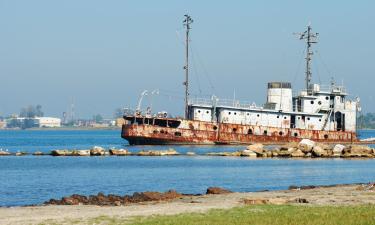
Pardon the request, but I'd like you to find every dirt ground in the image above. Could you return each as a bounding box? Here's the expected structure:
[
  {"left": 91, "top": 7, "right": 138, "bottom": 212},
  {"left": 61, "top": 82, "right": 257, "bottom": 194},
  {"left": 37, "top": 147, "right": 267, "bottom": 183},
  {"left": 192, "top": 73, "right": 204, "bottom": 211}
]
[{"left": 1, "top": 184, "right": 375, "bottom": 225}]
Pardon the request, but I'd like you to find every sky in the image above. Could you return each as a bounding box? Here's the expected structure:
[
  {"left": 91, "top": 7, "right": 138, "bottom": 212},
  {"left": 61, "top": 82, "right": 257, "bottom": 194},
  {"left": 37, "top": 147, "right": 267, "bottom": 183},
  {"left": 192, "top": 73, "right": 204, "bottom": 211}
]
[{"left": 0, "top": 0, "right": 374, "bottom": 118}]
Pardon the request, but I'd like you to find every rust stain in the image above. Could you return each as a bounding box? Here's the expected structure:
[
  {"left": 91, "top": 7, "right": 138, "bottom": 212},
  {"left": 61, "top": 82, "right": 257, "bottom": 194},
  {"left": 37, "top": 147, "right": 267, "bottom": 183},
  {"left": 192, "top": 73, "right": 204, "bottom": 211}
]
[{"left": 121, "top": 116, "right": 358, "bottom": 145}]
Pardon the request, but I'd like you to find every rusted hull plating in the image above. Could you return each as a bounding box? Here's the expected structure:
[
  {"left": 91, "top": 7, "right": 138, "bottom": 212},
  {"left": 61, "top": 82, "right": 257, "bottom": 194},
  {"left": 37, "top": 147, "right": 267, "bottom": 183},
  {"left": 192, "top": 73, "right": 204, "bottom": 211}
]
[{"left": 121, "top": 118, "right": 359, "bottom": 145}]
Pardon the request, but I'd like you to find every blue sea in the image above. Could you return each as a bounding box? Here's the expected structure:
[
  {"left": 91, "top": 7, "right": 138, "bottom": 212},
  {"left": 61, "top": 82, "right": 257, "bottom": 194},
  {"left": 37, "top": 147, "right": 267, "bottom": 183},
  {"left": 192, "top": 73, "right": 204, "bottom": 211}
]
[{"left": 0, "top": 129, "right": 375, "bottom": 207}]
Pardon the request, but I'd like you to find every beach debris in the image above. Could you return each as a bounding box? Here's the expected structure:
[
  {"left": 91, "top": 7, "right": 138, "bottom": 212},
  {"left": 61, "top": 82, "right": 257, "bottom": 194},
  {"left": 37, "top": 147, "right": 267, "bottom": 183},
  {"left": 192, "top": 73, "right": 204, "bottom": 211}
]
[
  {"left": 206, "top": 187, "right": 232, "bottom": 195},
  {"left": 44, "top": 190, "right": 183, "bottom": 206},
  {"left": 90, "top": 146, "right": 106, "bottom": 156},
  {"left": 109, "top": 148, "right": 131, "bottom": 156}
]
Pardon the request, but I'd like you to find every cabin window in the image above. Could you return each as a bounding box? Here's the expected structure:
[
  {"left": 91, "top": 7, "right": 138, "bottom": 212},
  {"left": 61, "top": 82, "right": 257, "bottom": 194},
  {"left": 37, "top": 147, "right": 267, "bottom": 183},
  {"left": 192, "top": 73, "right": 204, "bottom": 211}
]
[
  {"left": 279, "top": 131, "right": 283, "bottom": 136},
  {"left": 325, "top": 96, "right": 329, "bottom": 100},
  {"left": 310, "top": 100, "right": 314, "bottom": 104},
  {"left": 263, "top": 130, "right": 268, "bottom": 135},
  {"left": 153, "top": 130, "right": 159, "bottom": 134},
  {"left": 198, "top": 110, "right": 201, "bottom": 113},
  {"left": 307, "top": 117, "right": 310, "bottom": 120},
  {"left": 319, "top": 119, "right": 322, "bottom": 122},
  {"left": 324, "top": 134, "right": 329, "bottom": 139},
  {"left": 160, "top": 130, "right": 165, "bottom": 134},
  {"left": 206, "top": 111, "right": 209, "bottom": 114},
  {"left": 174, "top": 132, "right": 182, "bottom": 137},
  {"left": 294, "top": 132, "right": 298, "bottom": 137},
  {"left": 247, "top": 113, "right": 250, "bottom": 116},
  {"left": 213, "top": 126, "right": 218, "bottom": 130},
  {"left": 284, "top": 116, "right": 287, "bottom": 119},
  {"left": 297, "top": 117, "right": 301, "bottom": 120},
  {"left": 277, "top": 115, "right": 280, "bottom": 118},
  {"left": 318, "top": 101, "right": 322, "bottom": 105},
  {"left": 228, "top": 112, "right": 231, "bottom": 115},
  {"left": 257, "top": 114, "right": 260, "bottom": 117},
  {"left": 248, "top": 129, "right": 253, "bottom": 134},
  {"left": 234, "top": 112, "right": 237, "bottom": 115},
  {"left": 232, "top": 128, "right": 237, "bottom": 133}
]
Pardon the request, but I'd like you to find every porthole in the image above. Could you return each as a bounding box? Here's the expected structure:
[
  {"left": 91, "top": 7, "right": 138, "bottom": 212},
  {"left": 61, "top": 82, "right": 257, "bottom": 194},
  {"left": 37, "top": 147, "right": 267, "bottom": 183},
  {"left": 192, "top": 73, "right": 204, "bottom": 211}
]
[
  {"left": 319, "top": 119, "right": 322, "bottom": 122},
  {"left": 318, "top": 101, "right": 322, "bottom": 105},
  {"left": 324, "top": 134, "right": 329, "bottom": 139},
  {"left": 228, "top": 112, "right": 231, "bottom": 115},
  {"left": 247, "top": 113, "right": 250, "bottom": 116},
  {"left": 277, "top": 115, "right": 280, "bottom": 118},
  {"left": 294, "top": 132, "right": 298, "bottom": 137},
  {"left": 174, "top": 132, "right": 182, "bottom": 137},
  {"left": 213, "top": 126, "right": 218, "bottom": 130},
  {"left": 279, "top": 131, "right": 283, "bottom": 136},
  {"left": 263, "top": 130, "right": 268, "bottom": 135},
  {"left": 307, "top": 117, "right": 310, "bottom": 121},
  {"left": 153, "top": 130, "right": 158, "bottom": 134},
  {"left": 248, "top": 129, "right": 253, "bottom": 135},
  {"left": 234, "top": 112, "right": 237, "bottom": 115},
  {"left": 310, "top": 100, "right": 314, "bottom": 104},
  {"left": 257, "top": 114, "right": 260, "bottom": 117},
  {"left": 206, "top": 111, "right": 209, "bottom": 114},
  {"left": 160, "top": 130, "right": 165, "bottom": 134},
  {"left": 284, "top": 116, "right": 287, "bottom": 119},
  {"left": 325, "top": 96, "right": 329, "bottom": 100},
  {"left": 198, "top": 110, "right": 201, "bottom": 113},
  {"left": 232, "top": 128, "right": 237, "bottom": 133},
  {"left": 297, "top": 117, "right": 301, "bottom": 120}
]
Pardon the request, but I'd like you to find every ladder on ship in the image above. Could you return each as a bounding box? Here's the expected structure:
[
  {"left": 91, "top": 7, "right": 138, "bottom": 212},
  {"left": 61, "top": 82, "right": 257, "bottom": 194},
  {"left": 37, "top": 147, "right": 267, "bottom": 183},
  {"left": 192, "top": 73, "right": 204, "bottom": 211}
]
[{"left": 321, "top": 108, "right": 333, "bottom": 131}]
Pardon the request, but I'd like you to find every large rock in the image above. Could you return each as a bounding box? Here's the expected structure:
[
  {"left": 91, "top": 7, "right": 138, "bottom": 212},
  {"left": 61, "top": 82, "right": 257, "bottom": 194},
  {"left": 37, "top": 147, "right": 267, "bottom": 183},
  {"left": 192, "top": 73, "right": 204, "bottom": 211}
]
[
  {"left": 240, "top": 150, "right": 257, "bottom": 157},
  {"left": 206, "top": 187, "right": 232, "bottom": 194},
  {"left": 51, "top": 149, "right": 73, "bottom": 156},
  {"left": 333, "top": 144, "right": 346, "bottom": 157},
  {"left": 109, "top": 149, "right": 130, "bottom": 156},
  {"left": 0, "top": 150, "right": 11, "bottom": 156},
  {"left": 312, "top": 145, "right": 328, "bottom": 157},
  {"left": 343, "top": 145, "right": 373, "bottom": 158},
  {"left": 291, "top": 149, "right": 305, "bottom": 157},
  {"left": 279, "top": 142, "right": 299, "bottom": 151},
  {"left": 90, "top": 146, "right": 106, "bottom": 156},
  {"left": 298, "top": 139, "right": 316, "bottom": 153},
  {"left": 246, "top": 143, "right": 264, "bottom": 155}
]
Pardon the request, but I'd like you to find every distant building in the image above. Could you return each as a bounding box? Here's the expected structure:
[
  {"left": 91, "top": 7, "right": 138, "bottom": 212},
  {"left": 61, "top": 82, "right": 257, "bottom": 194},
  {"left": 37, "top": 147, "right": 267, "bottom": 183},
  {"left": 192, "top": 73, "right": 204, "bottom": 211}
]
[{"left": 35, "top": 117, "right": 61, "bottom": 128}]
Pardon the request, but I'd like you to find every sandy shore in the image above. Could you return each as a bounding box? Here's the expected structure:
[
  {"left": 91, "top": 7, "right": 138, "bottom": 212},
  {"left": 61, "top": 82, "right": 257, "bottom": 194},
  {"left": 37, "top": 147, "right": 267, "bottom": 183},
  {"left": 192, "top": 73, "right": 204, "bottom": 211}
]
[{"left": 1, "top": 184, "right": 375, "bottom": 225}]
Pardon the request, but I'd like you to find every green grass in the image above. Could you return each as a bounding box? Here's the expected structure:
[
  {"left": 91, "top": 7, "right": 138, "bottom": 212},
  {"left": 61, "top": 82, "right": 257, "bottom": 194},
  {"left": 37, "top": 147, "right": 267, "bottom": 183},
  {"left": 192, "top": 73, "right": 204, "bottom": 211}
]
[
  {"left": 127, "top": 205, "right": 375, "bottom": 225},
  {"left": 55, "top": 204, "right": 375, "bottom": 225}
]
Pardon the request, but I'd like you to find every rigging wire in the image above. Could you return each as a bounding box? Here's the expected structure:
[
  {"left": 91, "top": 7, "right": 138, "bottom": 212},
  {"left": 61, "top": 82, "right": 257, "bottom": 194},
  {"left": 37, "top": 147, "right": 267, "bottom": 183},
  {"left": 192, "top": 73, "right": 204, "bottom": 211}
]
[
  {"left": 316, "top": 50, "right": 334, "bottom": 79},
  {"left": 312, "top": 50, "right": 322, "bottom": 84},
  {"left": 292, "top": 47, "right": 306, "bottom": 85},
  {"left": 189, "top": 40, "right": 203, "bottom": 95}
]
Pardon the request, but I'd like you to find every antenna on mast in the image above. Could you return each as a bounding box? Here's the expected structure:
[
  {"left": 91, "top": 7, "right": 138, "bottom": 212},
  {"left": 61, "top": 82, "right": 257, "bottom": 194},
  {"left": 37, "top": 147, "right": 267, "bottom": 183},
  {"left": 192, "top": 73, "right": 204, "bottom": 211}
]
[
  {"left": 183, "top": 14, "right": 193, "bottom": 119},
  {"left": 295, "top": 23, "right": 318, "bottom": 93}
]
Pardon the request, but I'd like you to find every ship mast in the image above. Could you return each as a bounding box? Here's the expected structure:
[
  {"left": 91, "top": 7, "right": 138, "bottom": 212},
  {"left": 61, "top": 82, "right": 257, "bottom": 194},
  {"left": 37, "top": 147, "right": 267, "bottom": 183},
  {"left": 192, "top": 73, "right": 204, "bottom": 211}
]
[
  {"left": 183, "top": 14, "right": 193, "bottom": 119},
  {"left": 296, "top": 24, "right": 318, "bottom": 92}
]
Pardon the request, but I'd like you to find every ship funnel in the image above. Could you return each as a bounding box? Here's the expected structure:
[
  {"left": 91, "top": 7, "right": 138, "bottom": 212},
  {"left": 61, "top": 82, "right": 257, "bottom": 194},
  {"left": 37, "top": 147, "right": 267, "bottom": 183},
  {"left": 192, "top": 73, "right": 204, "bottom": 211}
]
[{"left": 266, "top": 82, "right": 292, "bottom": 112}]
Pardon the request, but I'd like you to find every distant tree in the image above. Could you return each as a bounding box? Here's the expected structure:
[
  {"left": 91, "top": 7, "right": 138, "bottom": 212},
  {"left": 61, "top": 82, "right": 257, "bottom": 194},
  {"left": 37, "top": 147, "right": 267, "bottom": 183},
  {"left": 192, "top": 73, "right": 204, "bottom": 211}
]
[
  {"left": 93, "top": 114, "right": 103, "bottom": 123},
  {"left": 19, "top": 105, "right": 44, "bottom": 118}
]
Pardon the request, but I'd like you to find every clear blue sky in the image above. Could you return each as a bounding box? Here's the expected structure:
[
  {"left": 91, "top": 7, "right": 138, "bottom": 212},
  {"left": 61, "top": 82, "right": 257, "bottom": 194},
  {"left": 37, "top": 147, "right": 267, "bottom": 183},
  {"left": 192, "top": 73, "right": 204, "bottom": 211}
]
[{"left": 0, "top": 0, "right": 374, "bottom": 118}]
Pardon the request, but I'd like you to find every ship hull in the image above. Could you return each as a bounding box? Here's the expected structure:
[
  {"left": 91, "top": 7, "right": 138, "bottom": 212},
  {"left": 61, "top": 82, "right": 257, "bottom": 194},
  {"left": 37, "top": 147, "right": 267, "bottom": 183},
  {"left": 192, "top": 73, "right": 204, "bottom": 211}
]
[{"left": 121, "top": 118, "right": 358, "bottom": 145}]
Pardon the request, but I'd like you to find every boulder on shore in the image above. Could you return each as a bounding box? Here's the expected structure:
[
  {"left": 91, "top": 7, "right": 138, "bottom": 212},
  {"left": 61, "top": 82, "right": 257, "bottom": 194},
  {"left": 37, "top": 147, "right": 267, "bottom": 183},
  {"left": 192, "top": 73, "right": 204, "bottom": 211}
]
[
  {"left": 109, "top": 149, "right": 130, "bottom": 156},
  {"left": 32, "top": 151, "right": 44, "bottom": 156},
  {"left": 240, "top": 150, "right": 257, "bottom": 157},
  {"left": 138, "top": 149, "right": 179, "bottom": 156},
  {"left": 343, "top": 145, "right": 374, "bottom": 158},
  {"left": 291, "top": 149, "right": 305, "bottom": 157},
  {"left": 0, "top": 150, "right": 11, "bottom": 156},
  {"left": 312, "top": 145, "right": 329, "bottom": 157},
  {"left": 333, "top": 144, "right": 346, "bottom": 157},
  {"left": 246, "top": 143, "right": 264, "bottom": 155},
  {"left": 90, "top": 146, "right": 106, "bottom": 156},
  {"left": 298, "top": 139, "right": 316, "bottom": 153},
  {"left": 51, "top": 150, "right": 73, "bottom": 156},
  {"left": 206, "top": 187, "right": 232, "bottom": 194},
  {"left": 71, "top": 150, "right": 90, "bottom": 156}
]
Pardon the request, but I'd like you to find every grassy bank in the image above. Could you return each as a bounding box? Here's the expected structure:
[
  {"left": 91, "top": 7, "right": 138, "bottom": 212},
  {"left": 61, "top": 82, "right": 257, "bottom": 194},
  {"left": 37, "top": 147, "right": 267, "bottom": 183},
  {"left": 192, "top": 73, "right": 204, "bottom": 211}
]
[{"left": 82, "top": 204, "right": 375, "bottom": 225}]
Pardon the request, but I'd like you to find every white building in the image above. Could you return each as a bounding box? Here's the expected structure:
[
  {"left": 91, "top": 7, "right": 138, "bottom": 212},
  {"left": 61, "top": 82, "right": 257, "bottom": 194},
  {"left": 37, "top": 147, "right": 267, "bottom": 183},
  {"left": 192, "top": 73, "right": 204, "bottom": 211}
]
[{"left": 34, "top": 117, "right": 61, "bottom": 128}]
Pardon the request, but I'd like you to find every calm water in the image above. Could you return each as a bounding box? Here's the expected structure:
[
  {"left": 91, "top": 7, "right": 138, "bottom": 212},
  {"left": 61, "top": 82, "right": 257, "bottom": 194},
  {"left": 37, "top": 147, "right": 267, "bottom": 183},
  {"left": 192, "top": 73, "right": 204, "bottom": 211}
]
[{"left": 0, "top": 129, "right": 375, "bottom": 206}]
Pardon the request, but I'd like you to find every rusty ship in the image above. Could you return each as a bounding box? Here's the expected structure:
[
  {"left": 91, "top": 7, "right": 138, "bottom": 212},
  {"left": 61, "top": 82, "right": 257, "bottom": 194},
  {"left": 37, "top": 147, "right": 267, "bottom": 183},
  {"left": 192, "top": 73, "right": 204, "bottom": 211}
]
[{"left": 121, "top": 16, "right": 362, "bottom": 145}]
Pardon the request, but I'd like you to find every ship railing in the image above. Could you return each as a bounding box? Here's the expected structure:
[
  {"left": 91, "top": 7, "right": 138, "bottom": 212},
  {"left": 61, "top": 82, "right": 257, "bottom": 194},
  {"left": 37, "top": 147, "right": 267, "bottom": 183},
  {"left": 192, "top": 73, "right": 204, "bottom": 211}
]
[{"left": 189, "top": 98, "right": 261, "bottom": 109}]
